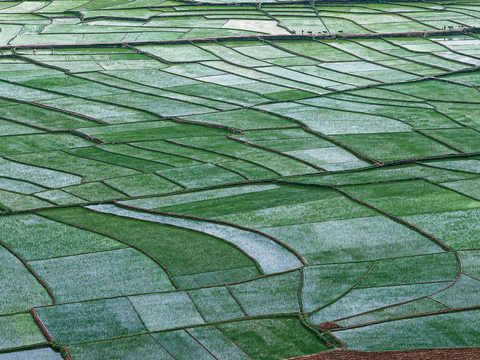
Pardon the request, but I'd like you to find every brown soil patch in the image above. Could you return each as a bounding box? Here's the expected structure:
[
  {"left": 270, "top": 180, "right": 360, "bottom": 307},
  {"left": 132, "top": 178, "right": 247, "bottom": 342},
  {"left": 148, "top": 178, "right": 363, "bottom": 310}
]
[
  {"left": 288, "top": 348, "right": 480, "bottom": 360},
  {"left": 315, "top": 322, "right": 340, "bottom": 332}
]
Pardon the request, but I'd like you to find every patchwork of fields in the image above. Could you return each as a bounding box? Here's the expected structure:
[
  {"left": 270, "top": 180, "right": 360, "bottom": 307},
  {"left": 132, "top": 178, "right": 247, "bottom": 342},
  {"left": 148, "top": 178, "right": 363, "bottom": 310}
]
[
  {"left": 3, "top": 0, "right": 480, "bottom": 43},
  {"left": 1, "top": 0, "right": 480, "bottom": 359}
]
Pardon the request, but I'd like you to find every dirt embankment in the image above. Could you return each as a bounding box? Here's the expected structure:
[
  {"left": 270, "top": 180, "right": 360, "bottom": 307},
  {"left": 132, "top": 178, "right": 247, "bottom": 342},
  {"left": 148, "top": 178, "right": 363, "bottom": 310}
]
[{"left": 288, "top": 348, "right": 480, "bottom": 360}]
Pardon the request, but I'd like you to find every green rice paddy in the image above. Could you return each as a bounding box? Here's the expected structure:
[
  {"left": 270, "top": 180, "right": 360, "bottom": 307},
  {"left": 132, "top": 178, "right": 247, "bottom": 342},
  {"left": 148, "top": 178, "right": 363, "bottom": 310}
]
[{"left": 1, "top": 0, "right": 480, "bottom": 359}]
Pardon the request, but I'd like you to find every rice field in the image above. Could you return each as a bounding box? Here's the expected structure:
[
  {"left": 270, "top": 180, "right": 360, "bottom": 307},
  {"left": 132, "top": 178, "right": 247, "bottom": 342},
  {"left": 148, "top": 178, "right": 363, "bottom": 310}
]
[{"left": 1, "top": 0, "right": 480, "bottom": 359}]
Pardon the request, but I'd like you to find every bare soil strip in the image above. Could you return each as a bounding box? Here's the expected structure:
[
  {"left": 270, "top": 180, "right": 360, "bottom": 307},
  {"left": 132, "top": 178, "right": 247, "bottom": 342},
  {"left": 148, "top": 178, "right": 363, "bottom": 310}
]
[{"left": 288, "top": 348, "right": 480, "bottom": 360}]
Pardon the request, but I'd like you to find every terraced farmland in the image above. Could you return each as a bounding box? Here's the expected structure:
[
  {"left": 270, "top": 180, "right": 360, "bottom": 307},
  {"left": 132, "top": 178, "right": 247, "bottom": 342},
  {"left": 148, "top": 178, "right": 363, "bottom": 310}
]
[{"left": 1, "top": 0, "right": 480, "bottom": 359}]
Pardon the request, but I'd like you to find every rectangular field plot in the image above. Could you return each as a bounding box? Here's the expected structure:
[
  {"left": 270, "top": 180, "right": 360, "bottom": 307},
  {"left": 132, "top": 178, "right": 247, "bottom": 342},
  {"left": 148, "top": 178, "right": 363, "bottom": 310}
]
[
  {"left": 309, "top": 282, "right": 448, "bottom": 324},
  {"left": 158, "top": 164, "right": 246, "bottom": 188},
  {"left": 0, "top": 189, "right": 52, "bottom": 211},
  {"left": 334, "top": 310, "right": 480, "bottom": 351},
  {"left": 221, "top": 160, "right": 279, "bottom": 179},
  {"left": 61, "top": 182, "right": 126, "bottom": 201},
  {"left": 11, "top": 151, "right": 141, "bottom": 182},
  {"left": 35, "top": 189, "right": 86, "bottom": 205},
  {"left": 0, "top": 177, "right": 44, "bottom": 194},
  {"left": 136, "top": 140, "right": 234, "bottom": 164},
  {"left": 0, "top": 118, "right": 43, "bottom": 136},
  {"left": 180, "top": 108, "right": 295, "bottom": 130},
  {"left": 356, "top": 252, "right": 458, "bottom": 287},
  {"left": 0, "top": 133, "right": 92, "bottom": 156},
  {"left": 260, "top": 216, "right": 441, "bottom": 265},
  {"left": 122, "top": 184, "right": 279, "bottom": 210},
  {"left": 0, "top": 158, "right": 82, "bottom": 188},
  {"left": 38, "top": 97, "right": 157, "bottom": 124},
  {"left": 79, "top": 121, "right": 229, "bottom": 142},
  {"left": 29, "top": 248, "right": 175, "bottom": 302},
  {"left": 188, "top": 286, "right": 246, "bottom": 322},
  {"left": 68, "top": 335, "right": 174, "bottom": 360},
  {"left": 188, "top": 326, "right": 252, "bottom": 360},
  {"left": 0, "top": 246, "right": 52, "bottom": 315},
  {"left": 173, "top": 267, "right": 262, "bottom": 290},
  {"left": 152, "top": 185, "right": 336, "bottom": 218},
  {"left": 422, "top": 128, "right": 480, "bottom": 153},
  {"left": 422, "top": 159, "right": 480, "bottom": 174},
  {"left": 218, "top": 318, "right": 328, "bottom": 360},
  {"left": 0, "top": 213, "right": 125, "bottom": 261},
  {"left": 35, "top": 298, "right": 146, "bottom": 345},
  {"left": 335, "top": 298, "right": 448, "bottom": 328},
  {"left": 212, "top": 194, "right": 376, "bottom": 228},
  {"left": 67, "top": 147, "right": 174, "bottom": 172},
  {"left": 229, "top": 271, "right": 301, "bottom": 316},
  {"left": 332, "top": 132, "right": 457, "bottom": 162},
  {"left": 152, "top": 330, "right": 216, "bottom": 360},
  {"left": 292, "top": 163, "right": 480, "bottom": 186},
  {"left": 0, "top": 349, "right": 62, "bottom": 360},
  {"left": 383, "top": 79, "right": 480, "bottom": 102},
  {"left": 0, "top": 313, "right": 47, "bottom": 351},
  {"left": 104, "top": 173, "right": 182, "bottom": 197},
  {"left": 342, "top": 180, "right": 480, "bottom": 216},
  {"left": 402, "top": 208, "right": 480, "bottom": 250},
  {"left": 96, "top": 143, "right": 204, "bottom": 167},
  {"left": 130, "top": 291, "right": 205, "bottom": 332}
]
